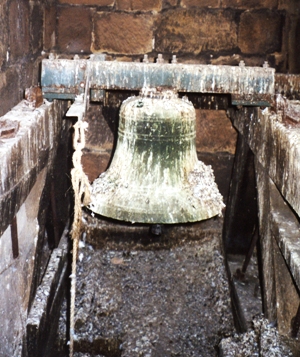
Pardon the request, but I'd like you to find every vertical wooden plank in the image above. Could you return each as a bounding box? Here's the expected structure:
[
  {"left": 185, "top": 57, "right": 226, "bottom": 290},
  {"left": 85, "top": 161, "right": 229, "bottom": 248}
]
[
  {"left": 255, "top": 160, "right": 277, "bottom": 322},
  {"left": 273, "top": 240, "right": 300, "bottom": 335},
  {"left": 223, "top": 132, "right": 257, "bottom": 254}
]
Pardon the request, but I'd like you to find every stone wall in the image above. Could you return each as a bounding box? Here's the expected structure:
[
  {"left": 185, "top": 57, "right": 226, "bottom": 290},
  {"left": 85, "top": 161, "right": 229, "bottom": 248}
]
[
  {"left": 51, "top": 0, "right": 299, "bottom": 205},
  {"left": 0, "top": 0, "right": 57, "bottom": 116},
  {"left": 54, "top": 0, "right": 299, "bottom": 72},
  {"left": 0, "top": 0, "right": 299, "bottom": 125}
]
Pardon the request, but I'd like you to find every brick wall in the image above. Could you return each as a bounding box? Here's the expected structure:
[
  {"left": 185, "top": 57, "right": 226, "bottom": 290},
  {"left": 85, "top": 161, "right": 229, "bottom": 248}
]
[
  {"left": 51, "top": 0, "right": 299, "bottom": 201},
  {"left": 0, "top": 1, "right": 299, "bottom": 118},
  {"left": 54, "top": 0, "right": 299, "bottom": 72},
  {"left": 0, "top": 0, "right": 56, "bottom": 117}
]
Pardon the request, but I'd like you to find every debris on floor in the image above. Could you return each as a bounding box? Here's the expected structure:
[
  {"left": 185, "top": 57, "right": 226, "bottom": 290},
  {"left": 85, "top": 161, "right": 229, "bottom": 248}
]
[
  {"left": 227, "top": 253, "right": 262, "bottom": 329},
  {"left": 54, "top": 231, "right": 235, "bottom": 357},
  {"left": 219, "top": 315, "right": 294, "bottom": 357}
]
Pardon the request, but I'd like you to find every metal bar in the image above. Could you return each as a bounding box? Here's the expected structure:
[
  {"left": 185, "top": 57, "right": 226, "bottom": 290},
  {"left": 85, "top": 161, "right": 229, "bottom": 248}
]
[{"left": 41, "top": 58, "right": 275, "bottom": 106}]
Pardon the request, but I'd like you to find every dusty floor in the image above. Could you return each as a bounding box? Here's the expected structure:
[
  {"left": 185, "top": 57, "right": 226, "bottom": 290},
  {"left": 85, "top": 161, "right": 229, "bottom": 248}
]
[
  {"left": 53, "top": 218, "right": 235, "bottom": 356},
  {"left": 227, "top": 254, "right": 262, "bottom": 328},
  {"left": 50, "top": 216, "right": 299, "bottom": 357}
]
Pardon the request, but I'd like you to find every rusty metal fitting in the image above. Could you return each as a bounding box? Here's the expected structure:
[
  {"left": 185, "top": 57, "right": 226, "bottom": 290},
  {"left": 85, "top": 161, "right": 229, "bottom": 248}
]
[
  {"left": 90, "top": 53, "right": 106, "bottom": 62},
  {"left": 24, "top": 86, "right": 43, "bottom": 109},
  {"left": 143, "top": 54, "right": 149, "bottom": 63},
  {"left": 0, "top": 120, "right": 19, "bottom": 138},
  {"left": 156, "top": 54, "right": 164, "bottom": 64},
  {"left": 171, "top": 55, "right": 177, "bottom": 64}
]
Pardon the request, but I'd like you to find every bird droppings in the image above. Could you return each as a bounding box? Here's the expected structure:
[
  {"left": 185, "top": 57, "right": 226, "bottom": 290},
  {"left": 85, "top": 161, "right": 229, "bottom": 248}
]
[
  {"left": 40, "top": 215, "right": 299, "bottom": 357},
  {"left": 219, "top": 315, "right": 294, "bottom": 357},
  {"left": 53, "top": 227, "right": 235, "bottom": 357}
]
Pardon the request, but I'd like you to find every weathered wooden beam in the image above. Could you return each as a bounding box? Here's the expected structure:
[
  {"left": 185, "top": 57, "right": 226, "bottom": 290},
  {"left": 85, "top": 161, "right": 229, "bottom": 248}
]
[
  {"left": 41, "top": 58, "right": 275, "bottom": 106},
  {"left": 231, "top": 106, "right": 300, "bottom": 219},
  {"left": 270, "top": 178, "right": 300, "bottom": 292},
  {"left": 275, "top": 73, "right": 300, "bottom": 100},
  {"left": 255, "top": 160, "right": 277, "bottom": 322},
  {"left": 255, "top": 164, "right": 300, "bottom": 333},
  {"left": 223, "top": 128, "right": 257, "bottom": 254},
  {"left": 26, "top": 232, "right": 69, "bottom": 357},
  {"left": 0, "top": 100, "right": 67, "bottom": 238}
]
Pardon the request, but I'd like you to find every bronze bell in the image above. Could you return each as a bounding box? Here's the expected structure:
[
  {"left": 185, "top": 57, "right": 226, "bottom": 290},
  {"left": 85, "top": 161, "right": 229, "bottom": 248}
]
[{"left": 88, "top": 88, "right": 224, "bottom": 224}]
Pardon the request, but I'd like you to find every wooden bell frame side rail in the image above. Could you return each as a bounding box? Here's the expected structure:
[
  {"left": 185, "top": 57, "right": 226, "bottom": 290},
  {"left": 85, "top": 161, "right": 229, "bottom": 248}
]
[{"left": 229, "top": 105, "right": 300, "bottom": 339}]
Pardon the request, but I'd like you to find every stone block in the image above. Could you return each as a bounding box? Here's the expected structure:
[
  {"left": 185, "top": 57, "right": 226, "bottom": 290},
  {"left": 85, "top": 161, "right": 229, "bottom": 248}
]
[
  {"left": 0, "top": 68, "right": 21, "bottom": 117},
  {"left": 57, "top": 6, "right": 92, "bottom": 54},
  {"left": 84, "top": 106, "right": 114, "bottom": 151},
  {"left": 0, "top": 5, "right": 8, "bottom": 68},
  {"left": 293, "top": 18, "right": 300, "bottom": 73},
  {"left": 116, "top": 0, "right": 162, "bottom": 11},
  {"left": 278, "top": 0, "right": 298, "bottom": 12},
  {"left": 44, "top": 5, "right": 56, "bottom": 51},
  {"left": 19, "top": 58, "right": 41, "bottom": 95},
  {"left": 165, "top": 0, "right": 177, "bottom": 6},
  {"left": 30, "top": 3, "right": 43, "bottom": 55},
  {"left": 238, "top": 10, "right": 283, "bottom": 55},
  {"left": 196, "top": 109, "right": 237, "bottom": 154},
  {"left": 155, "top": 9, "right": 237, "bottom": 54},
  {"left": 9, "top": 0, "right": 30, "bottom": 61},
  {"left": 181, "top": 0, "right": 219, "bottom": 8},
  {"left": 93, "top": 12, "right": 154, "bottom": 55},
  {"left": 58, "top": 0, "right": 114, "bottom": 5},
  {"left": 221, "top": 0, "right": 277, "bottom": 9},
  {"left": 81, "top": 151, "right": 112, "bottom": 182}
]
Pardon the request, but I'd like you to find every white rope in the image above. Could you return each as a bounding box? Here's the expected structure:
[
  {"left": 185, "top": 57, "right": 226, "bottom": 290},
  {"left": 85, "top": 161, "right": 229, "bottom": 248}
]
[{"left": 69, "top": 116, "right": 90, "bottom": 357}]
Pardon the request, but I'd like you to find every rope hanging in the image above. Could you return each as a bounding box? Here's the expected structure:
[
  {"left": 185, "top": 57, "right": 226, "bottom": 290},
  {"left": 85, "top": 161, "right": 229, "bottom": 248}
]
[{"left": 69, "top": 116, "right": 90, "bottom": 357}]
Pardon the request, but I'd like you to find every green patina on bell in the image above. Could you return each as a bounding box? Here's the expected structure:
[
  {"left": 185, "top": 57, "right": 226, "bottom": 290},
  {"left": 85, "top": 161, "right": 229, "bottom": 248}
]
[{"left": 88, "top": 88, "right": 224, "bottom": 224}]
